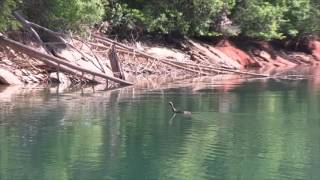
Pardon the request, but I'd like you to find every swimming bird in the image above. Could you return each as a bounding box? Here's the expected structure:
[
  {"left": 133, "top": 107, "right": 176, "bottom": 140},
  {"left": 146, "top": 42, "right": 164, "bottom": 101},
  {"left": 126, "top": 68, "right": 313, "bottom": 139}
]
[{"left": 169, "top": 101, "right": 192, "bottom": 115}]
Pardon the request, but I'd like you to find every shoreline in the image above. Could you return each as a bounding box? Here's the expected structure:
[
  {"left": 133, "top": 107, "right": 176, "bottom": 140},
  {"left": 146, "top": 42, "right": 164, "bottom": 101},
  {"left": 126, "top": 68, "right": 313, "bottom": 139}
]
[
  {"left": 1, "top": 29, "right": 320, "bottom": 86},
  {"left": 1, "top": 65, "right": 320, "bottom": 98}
]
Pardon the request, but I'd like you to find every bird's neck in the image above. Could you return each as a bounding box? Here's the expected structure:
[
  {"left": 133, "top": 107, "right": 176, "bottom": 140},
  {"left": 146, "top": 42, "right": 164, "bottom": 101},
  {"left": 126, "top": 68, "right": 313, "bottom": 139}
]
[{"left": 170, "top": 104, "right": 177, "bottom": 112}]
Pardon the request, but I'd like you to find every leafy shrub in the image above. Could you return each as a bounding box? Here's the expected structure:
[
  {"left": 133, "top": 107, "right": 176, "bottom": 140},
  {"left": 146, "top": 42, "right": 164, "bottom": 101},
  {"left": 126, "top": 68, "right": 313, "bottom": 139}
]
[
  {"left": 0, "top": 0, "right": 20, "bottom": 31},
  {"left": 232, "top": 1, "right": 286, "bottom": 40},
  {"left": 104, "top": 0, "right": 235, "bottom": 37},
  {"left": 23, "top": 0, "right": 105, "bottom": 31}
]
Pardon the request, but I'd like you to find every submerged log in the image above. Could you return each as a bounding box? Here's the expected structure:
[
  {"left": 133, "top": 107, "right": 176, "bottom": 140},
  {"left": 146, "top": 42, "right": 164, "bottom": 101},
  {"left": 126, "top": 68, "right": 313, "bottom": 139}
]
[{"left": 0, "top": 35, "right": 133, "bottom": 86}]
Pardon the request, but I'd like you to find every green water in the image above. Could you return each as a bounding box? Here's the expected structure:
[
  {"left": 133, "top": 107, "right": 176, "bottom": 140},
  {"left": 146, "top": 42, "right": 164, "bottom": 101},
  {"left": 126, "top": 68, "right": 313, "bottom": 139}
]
[{"left": 1, "top": 79, "right": 320, "bottom": 180}]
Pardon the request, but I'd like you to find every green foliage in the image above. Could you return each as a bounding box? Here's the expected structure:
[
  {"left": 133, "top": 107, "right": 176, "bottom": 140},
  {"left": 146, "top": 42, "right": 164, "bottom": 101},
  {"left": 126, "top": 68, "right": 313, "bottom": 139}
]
[
  {"left": 184, "top": 0, "right": 236, "bottom": 36},
  {"left": 307, "top": 0, "right": 320, "bottom": 35},
  {"left": 232, "top": 1, "right": 286, "bottom": 40},
  {"left": 297, "top": 0, "right": 320, "bottom": 36},
  {"left": 23, "top": 0, "right": 106, "bottom": 31},
  {"left": 104, "top": 3, "right": 146, "bottom": 37},
  {"left": 0, "top": 0, "right": 20, "bottom": 31},
  {"left": 105, "top": 0, "right": 235, "bottom": 37},
  {"left": 281, "top": 0, "right": 310, "bottom": 36},
  {"left": 1, "top": 0, "right": 320, "bottom": 40},
  {"left": 145, "top": 9, "right": 189, "bottom": 35}
]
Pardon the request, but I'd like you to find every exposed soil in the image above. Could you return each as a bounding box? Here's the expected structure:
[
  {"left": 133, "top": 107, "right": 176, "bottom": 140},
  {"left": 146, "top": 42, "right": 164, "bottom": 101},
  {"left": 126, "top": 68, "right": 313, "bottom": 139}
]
[{"left": 0, "top": 29, "right": 319, "bottom": 86}]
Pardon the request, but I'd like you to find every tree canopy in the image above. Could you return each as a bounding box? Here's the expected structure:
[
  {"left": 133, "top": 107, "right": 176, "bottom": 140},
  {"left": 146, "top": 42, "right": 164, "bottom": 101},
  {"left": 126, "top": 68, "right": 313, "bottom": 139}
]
[{"left": 0, "top": 0, "right": 319, "bottom": 40}]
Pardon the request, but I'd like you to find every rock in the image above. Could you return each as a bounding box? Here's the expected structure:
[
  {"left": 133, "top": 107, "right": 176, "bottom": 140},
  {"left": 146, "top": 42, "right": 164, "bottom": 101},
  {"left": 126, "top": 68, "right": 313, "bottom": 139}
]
[
  {"left": 307, "top": 40, "right": 320, "bottom": 61},
  {"left": 34, "top": 74, "right": 45, "bottom": 80},
  {"left": 146, "top": 46, "right": 189, "bottom": 61},
  {"left": 0, "top": 68, "right": 23, "bottom": 85},
  {"left": 258, "top": 51, "right": 272, "bottom": 61},
  {"left": 50, "top": 72, "right": 71, "bottom": 85},
  {"left": 136, "top": 42, "right": 145, "bottom": 51},
  {"left": 21, "top": 69, "right": 29, "bottom": 75},
  {"left": 28, "top": 74, "right": 40, "bottom": 83},
  {"left": 14, "top": 69, "right": 23, "bottom": 76},
  {"left": 2, "top": 59, "right": 13, "bottom": 65}
]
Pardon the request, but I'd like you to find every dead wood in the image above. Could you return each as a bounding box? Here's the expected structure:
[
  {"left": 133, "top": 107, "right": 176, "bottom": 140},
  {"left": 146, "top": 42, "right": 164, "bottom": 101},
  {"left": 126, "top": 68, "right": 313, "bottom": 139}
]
[
  {"left": 108, "top": 45, "right": 125, "bottom": 79},
  {"left": 68, "top": 35, "right": 108, "bottom": 74},
  {"left": 92, "top": 34, "right": 212, "bottom": 76},
  {"left": 92, "top": 34, "right": 274, "bottom": 78},
  {"left": 12, "top": 11, "right": 52, "bottom": 54},
  {"left": 164, "top": 59, "right": 270, "bottom": 77},
  {"left": 0, "top": 35, "right": 133, "bottom": 86}
]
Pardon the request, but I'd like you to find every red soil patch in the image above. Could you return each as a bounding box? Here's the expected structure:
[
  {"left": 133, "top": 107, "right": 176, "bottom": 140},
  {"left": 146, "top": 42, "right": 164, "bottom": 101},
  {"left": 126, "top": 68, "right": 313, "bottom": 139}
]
[
  {"left": 308, "top": 40, "right": 320, "bottom": 61},
  {"left": 256, "top": 41, "right": 296, "bottom": 67},
  {"left": 216, "top": 40, "right": 260, "bottom": 68}
]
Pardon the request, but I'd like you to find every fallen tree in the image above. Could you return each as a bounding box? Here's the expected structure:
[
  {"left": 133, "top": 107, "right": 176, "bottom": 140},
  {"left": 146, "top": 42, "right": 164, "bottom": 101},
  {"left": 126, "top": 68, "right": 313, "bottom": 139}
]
[
  {"left": 91, "top": 34, "right": 274, "bottom": 78},
  {"left": 0, "top": 35, "right": 133, "bottom": 86},
  {"left": 92, "top": 34, "right": 213, "bottom": 76}
]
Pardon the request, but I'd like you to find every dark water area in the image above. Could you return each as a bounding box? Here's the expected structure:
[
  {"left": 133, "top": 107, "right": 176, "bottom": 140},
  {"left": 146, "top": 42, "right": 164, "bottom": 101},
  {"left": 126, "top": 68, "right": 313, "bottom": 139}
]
[{"left": 1, "top": 76, "right": 320, "bottom": 180}]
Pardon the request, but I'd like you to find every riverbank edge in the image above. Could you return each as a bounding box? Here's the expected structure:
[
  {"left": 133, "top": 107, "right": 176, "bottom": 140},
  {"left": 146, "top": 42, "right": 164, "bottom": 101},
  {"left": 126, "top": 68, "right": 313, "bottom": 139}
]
[{"left": 1, "top": 29, "right": 320, "bottom": 86}]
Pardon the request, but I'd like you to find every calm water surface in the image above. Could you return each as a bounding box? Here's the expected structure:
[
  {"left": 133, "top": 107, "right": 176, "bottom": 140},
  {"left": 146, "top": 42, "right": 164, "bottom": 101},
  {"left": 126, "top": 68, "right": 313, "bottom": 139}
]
[{"left": 1, "top": 79, "right": 320, "bottom": 180}]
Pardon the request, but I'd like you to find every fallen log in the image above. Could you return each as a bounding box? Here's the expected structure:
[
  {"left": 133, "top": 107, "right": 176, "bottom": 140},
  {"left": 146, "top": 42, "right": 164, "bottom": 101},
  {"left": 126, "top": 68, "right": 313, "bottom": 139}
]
[
  {"left": 0, "top": 35, "right": 133, "bottom": 86},
  {"left": 12, "top": 11, "right": 52, "bottom": 54},
  {"left": 69, "top": 36, "right": 109, "bottom": 74},
  {"left": 29, "top": 22, "right": 66, "bottom": 44},
  {"left": 92, "top": 34, "right": 270, "bottom": 78},
  {"left": 92, "top": 34, "right": 132, "bottom": 50},
  {"left": 99, "top": 39, "right": 270, "bottom": 77},
  {"left": 13, "top": 12, "right": 115, "bottom": 80},
  {"left": 164, "top": 59, "right": 270, "bottom": 77},
  {"left": 92, "top": 34, "right": 212, "bottom": 76}
]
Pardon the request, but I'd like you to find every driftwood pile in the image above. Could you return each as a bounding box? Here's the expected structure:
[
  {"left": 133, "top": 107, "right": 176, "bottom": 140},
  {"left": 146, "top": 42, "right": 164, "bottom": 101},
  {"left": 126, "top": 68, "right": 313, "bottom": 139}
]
[
  {"left": 0, "top": 12, "right": 314, "bottom": 86},
  {"left": 88, "top": 35, "right": 274, "bottom": 77},
  {"left": 0, "top": 12, "right": 135, "bottom": 86},
  {"left": 0, "top": 12, "right": 220, "bottom": 86}
]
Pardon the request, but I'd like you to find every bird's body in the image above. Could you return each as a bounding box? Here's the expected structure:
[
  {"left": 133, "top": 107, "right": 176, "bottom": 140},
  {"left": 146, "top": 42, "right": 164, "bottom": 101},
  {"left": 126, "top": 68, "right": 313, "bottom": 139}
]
[{"left": 169, "top": 101, "right": 192, "bottom": 115}]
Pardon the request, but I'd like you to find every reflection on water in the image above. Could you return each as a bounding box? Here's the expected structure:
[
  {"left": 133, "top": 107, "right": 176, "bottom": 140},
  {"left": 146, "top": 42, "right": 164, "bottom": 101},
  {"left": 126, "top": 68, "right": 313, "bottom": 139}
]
[{"left": 1, "top": 74, "right": 320, "bottom": 180}]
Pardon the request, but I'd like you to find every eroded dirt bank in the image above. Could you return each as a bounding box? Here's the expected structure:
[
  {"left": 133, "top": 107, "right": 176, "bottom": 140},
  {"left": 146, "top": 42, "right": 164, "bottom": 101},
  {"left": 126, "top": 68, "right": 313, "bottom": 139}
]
[{"left": 0, "top": 28, "right": 319, "bottom": 87}]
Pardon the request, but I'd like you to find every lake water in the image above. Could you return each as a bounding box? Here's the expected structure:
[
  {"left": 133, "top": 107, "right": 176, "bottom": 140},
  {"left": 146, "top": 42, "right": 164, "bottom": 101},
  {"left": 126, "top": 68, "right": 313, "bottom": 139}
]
[{"left": 1, "top": 77, "right": 320, "bottom": 180}]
